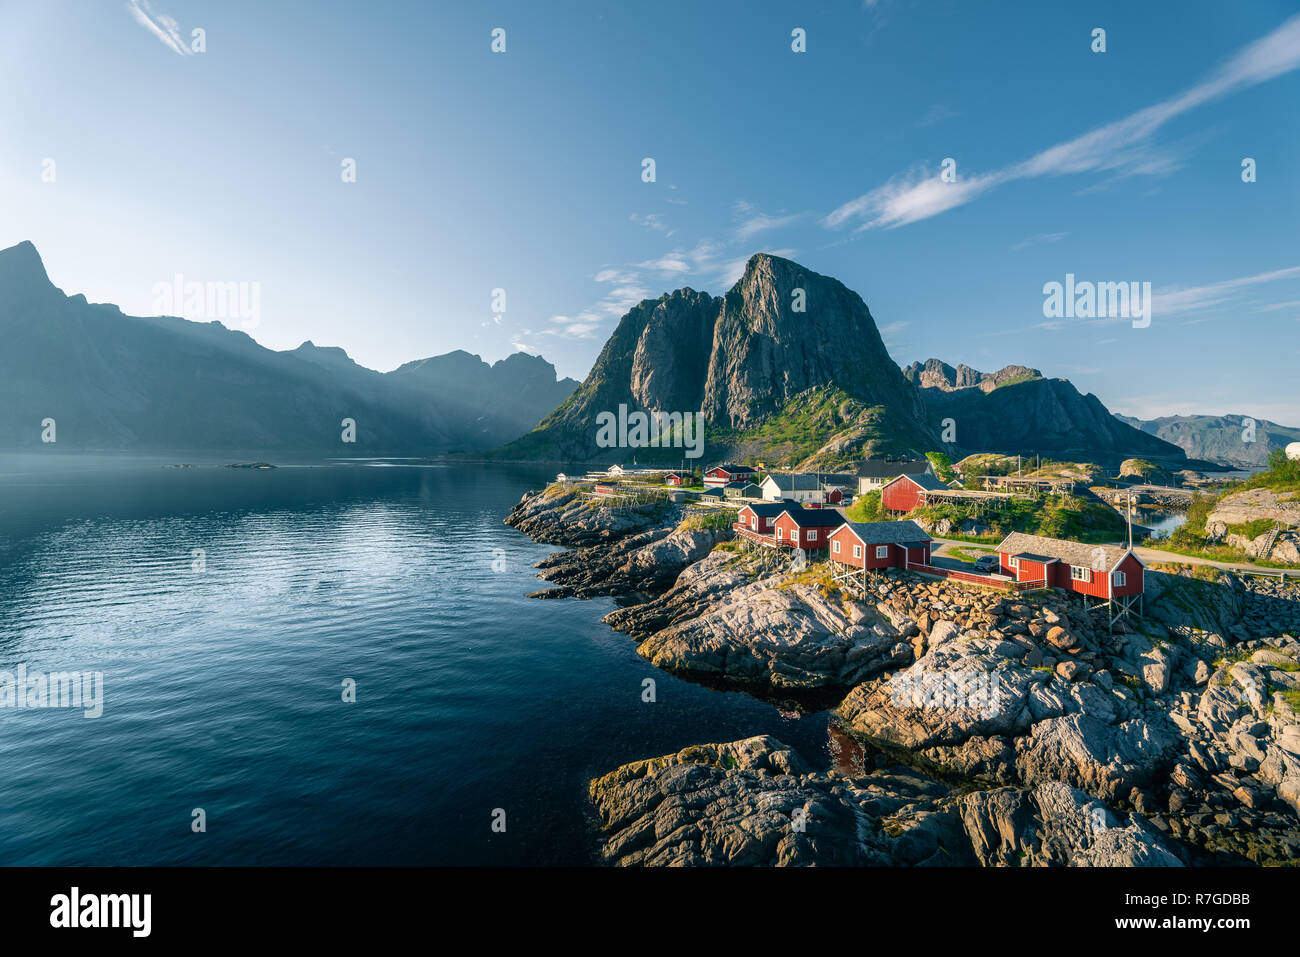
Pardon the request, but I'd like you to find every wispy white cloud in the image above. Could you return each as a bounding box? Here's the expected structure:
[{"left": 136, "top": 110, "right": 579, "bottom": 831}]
[
  {"left": 1031, "top": 264, "right": 1300, "bottom": 332},
  {"left": 630, "top": 212, "right": 672, "bottom": 235},
  {"left": 126, "top": 0, "right": 191, "bottom": 55},
  {"left": 1010, "top": 231, "right": 1068, "bottom": 252},
  {"left": 636, "top": 254, "right": 691, "bottom": 274},
  {"left": 825, "top": 14, "right": 1300, "bottom": 231},
  {"left": 1152, "top": 265, "right": 1300, "bottom": 317},
  {"left": 731, "top": 200, "right": 801, "bottom": 243}
]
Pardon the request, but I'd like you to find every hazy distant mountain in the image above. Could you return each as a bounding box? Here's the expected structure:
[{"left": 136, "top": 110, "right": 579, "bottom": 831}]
[
  {"left": 0, "top": 241, "right": 576, "bottom": 453},
  {"left": 1115, "top": 412, "right": 1300, "bottom": 468},
  {"left": 389, "top": 350, "right": 579, "bottom": 448},
  {"left": 494, "top": 253, "right": 938, "bottom": 465},
  {"left": 902, "top": 358, "right": 1187, "bottom": 467}
]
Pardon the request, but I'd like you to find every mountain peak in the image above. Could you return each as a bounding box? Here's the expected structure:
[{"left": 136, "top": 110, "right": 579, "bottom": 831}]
[{"left": 0, "top": 241, "right": 58, "bottom": 302}]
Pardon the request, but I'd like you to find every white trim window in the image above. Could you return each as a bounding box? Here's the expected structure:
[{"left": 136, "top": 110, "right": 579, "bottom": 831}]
[
  {"left": 832, "top": 540, "right": 841, "bottom": 555},
  {"left": 1071, "top": 565, "right": 1090, "bottom": 582},
  {"left": 876, "top": 546, "right": 889, "bottom": 559},
  {"left": 750, "top": 517, "right": 757, "bottom": 529},
  {"left": 1113, "top": 570, "right": 1126, "bottom": 587},
  {"left": 777, "top": 527, "right": 784, "bottom": 540},
  {"left": 1008, "top": 556, "right": 1018, "bottom": 570},
  {"left": 807, "top": 529, "right": 818, "bottom": 541},
  {"left": 852, "top": 544, "right": 862, "bottom": 559}
]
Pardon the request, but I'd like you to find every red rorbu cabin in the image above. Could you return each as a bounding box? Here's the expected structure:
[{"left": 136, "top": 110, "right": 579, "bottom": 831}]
[
  {"left": 994, "top": 532, "right": 1145, "bottom": 603},
  {"left": 880, "top": 473, "right": 952, "bottom": 513},
  {"left": 735, "top": 502, "right": 787, "bottom": 537},
  {"left": 771, "top": 505, "right": 845, "bottom": 550},
  {"left": 828, "top": 520, "right": 933, "bottom": 570}
]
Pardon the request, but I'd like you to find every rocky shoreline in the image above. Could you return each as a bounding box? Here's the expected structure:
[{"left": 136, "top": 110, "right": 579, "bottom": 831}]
[{"left": 505, "top": 485, "right": 1300, "bottom": 866}]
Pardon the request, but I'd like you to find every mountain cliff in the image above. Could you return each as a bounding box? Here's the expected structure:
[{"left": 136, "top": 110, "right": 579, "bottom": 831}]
[
  {"left": 902, "top": 359, "right": 1186, "bottom": 466},
  {"left": 496, "top": 254, "right": 937, "bottom": 465},
  {"left": 0, "top": 241, "right": 575, "bottom": 452},
  {"left": 1116, "top": 413, "right": 1300, "bottom": 468}
]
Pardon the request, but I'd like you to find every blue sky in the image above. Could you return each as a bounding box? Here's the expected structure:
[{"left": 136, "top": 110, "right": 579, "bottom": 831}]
[{"left": 2, "top": 0, "right": 1298, "bottom": 424}]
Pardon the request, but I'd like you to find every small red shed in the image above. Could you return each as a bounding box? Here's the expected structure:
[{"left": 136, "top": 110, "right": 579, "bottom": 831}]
[
  {"left": 704, "top": 463, "right": 757, "bottom": 488},
  {"left": 880, "top": 473, "right": 952, "bottom": 513},
  {"left": 736, "top": 502, "right": 787, "bottom": 535}
]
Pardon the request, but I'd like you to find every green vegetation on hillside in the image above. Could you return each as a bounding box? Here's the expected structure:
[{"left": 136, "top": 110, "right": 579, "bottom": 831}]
[
  {"left": 706, "top": 386, "right": 929, "bottom": 470},
  {"left": 845, "top": 490, "right": 884, "bottom": 523},
  {"left": 1241, "top": 449, "right": 1300, "bottom": 493},
  {"left": 926, "top": 451, "right": 956, "bottom": 482},
  {"left": 907, "top": 493, "right": 1125, "bottom": 544}
]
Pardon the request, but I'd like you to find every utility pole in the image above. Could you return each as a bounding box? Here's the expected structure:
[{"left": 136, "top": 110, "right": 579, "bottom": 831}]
[{"left": 1127, "top": 495, "right": 1135, "bottom": 551}]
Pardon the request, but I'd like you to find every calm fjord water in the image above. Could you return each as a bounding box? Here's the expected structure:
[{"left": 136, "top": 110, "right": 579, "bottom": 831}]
[{"left": 0, "top": 455, "right": 828, "bottom": 865}]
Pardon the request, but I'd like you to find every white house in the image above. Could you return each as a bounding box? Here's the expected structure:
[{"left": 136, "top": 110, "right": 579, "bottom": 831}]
[{"left": 856, "top": 458, "right": 934, "bottom": 495}]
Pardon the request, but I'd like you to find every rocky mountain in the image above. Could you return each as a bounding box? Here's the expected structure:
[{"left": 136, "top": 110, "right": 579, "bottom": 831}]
[
  {"left": 1116, "top": 413, "right": 1300, "bottom": 468},
  {"left": 496, "top": 253, "right": 937, "bottom": 465},
  {"left": 0, "top": 241, "right": 575, "bottom": 453},
  {"left": 903, "top": 358, "right": 1186, "bottom": 467}
]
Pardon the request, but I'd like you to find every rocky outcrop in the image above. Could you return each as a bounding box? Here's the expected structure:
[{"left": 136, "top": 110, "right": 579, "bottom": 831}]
[
  {"left": 504, "top": 487, "right": 734, "bottom": 600},
  {"left": 510, "top": 481, "right": 1300, "bottom": 864},
  {"left": 587, "top": 735, "right": 1181, "bottom": 866},
  {"left": 503, "top": 486, "right": 674, "bottom": 549},
  {"left": 1207, "top": 487, "right": 1300, "bottom": 533},
  {"left": 623, "top": 557, "right": 912, "bottom": 692}
]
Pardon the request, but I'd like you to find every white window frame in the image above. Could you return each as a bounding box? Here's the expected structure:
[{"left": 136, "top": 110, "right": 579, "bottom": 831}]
[
  {"left": 1113, "top": 570, "right": 1126, "bottom": 587},
  {"left": 852, "top": 544, "right": 862, "bottom": 559},
  {"left": 1071, "top": 565, "right": 1089, "bottom": 582},
  {"left": 876, "top": 545, "right": 889, "bottom": 559},
  {"left": 750, "top": 517, "right": 757, "bottom": 529},
  {"left": 832, "top": 540, "right": 841, "bottom": 554},
  {"left": 807, "top": 529, "right": 818, "bottom": 541},
  {"left": 1008, "top": 556, "right": 1018, "bottom": 570},
  {"left": 776, "top": 527, "right": 784, "bottom": 540}
]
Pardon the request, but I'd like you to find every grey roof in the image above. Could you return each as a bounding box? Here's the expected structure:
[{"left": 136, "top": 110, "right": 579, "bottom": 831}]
[
  {"left": 836, "top": 520, "right": 933, "bottom": 545},
  {"left": 995, "top": 532, "right": 1138, "bottom": 572},
  {"left": 764, "top": 473, "right": 841, "bottom": 492},
  {"left": 708, "top": 463, "right": 755, "bottom": 474},
  {"left": 886, "top": 472, "right": 950, "bottom": 492},
  {"left": 1013, "top": 552, "right": 1059, "bottom": 564},
  {"left": 764, "top": 473, "right": 820, "bottom": 492},
  {"left": 857, "top": 459, "right": 931, "bottom": 478},
  {"left": 821, "top": 473, "right": 858, "bottom": 488},
  {"left": 740, "top": 502, "right": 788, "bottom": 518},
  {"left": 780, "top": 505, "right": 847, "bottom": 527}
]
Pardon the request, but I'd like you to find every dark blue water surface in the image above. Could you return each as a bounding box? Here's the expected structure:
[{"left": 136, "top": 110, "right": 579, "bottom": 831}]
[{"left": 0, "top": 454, "right": 830, "bottom": 865}]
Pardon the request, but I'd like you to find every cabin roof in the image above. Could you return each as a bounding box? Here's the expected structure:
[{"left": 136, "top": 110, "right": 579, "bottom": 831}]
[
  {"left": 778, "top": 505, "right": 847, "bottom": 527},
  {"left": 996, "top": 532, "right": 1139, "bottom": 572},
  {"left": 884, "top": 472, "right": 950, "bottom": 492},
  {"left": 1012, "top": 552, "right": 1059, "bottom": 564},
  {"left": 836, "top": 519, "right": 933, "bottom": 545},
  {"left": 707, "top": 463, "right": 754, "bottom": 474},
  {"left": 856, "top": 458, "right": 931, "bottom": 478}
]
